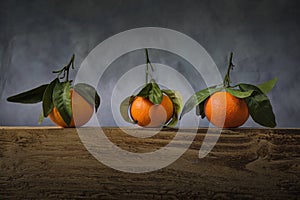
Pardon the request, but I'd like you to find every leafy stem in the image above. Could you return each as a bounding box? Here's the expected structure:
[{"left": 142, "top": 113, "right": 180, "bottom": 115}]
[
  {"left": 223, "top": 52, "right": 234, "bottom": 88},
  {"left": 145, "top": 49, "right": 154, "bottom": 84},
  {"left": 52, "top": 54, "right": 75, "bottom": 82}
]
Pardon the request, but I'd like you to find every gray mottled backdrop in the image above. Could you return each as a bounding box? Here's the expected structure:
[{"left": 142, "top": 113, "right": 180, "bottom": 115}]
[{"left": 0, "top": 0, "right": 299, "bottom": 127}]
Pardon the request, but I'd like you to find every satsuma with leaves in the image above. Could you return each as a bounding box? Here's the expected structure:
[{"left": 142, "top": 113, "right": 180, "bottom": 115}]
[
  {"left": 120, "top": 49, "right": 182, "bottom": 128},
  {"left": 7, "top": 55, "right": 100, "bottom": 127},
  {"left": 181, "top": 52, "right": 277, "bottom": 128}
]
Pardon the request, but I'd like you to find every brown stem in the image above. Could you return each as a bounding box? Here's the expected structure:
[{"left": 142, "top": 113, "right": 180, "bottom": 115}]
[{"left": 223, "top": 52, "right": 234, "bottom": 88}]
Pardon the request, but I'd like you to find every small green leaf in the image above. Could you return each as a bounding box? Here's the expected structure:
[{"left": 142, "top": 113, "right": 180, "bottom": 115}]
[
  {"left": 42, "top": 78, "right": 59, "bottom": 117},
  {"left": 148, "top": 80, "right": 163, "bottom": 104},
  {"left": 257, "top": 77, "right": 278, "bottom": 94},
  {"left": 162, "top": 90, "right": 183, "bottom": 127},
  {"left": 38, "top": 109, "right": 44, "bottom": 124},
  {"left": 73, "top": 83, "right": 100, "bottom": 112},
  {"left": 120, "top": 95, "right": 136, "bottom": 124},
  {"left": 7, "top": 84, "right": 48, "bottom": 104},
  {"left": 53, "top": 81, "right": 72, "bottom": 126},
  {"left": 239, "top": 84, "right": 276, "bottom": 128},
  {"left": 180, "top": 86, "right": 222, "bottom": 119},
  {"left": 225, "top": 88, "right": 253, "bottom": 98}
]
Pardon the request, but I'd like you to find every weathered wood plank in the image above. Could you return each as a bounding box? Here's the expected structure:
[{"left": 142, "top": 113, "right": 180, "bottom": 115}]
[{"left": 0, "top": 127, "right": 299, "bottom": 199}]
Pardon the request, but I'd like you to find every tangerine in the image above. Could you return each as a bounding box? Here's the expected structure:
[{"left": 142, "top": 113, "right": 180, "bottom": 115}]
[
  {"left": 130, "top": 94, "right": 174, "bottom": 127},
  {"left": 48, "top": 89, "right": 94, "bottom": 127},
  {"left": 204, "top": 91, "right": 249, "bottom": 128}
]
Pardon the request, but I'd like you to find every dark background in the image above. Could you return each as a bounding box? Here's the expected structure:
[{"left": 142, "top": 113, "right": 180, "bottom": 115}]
[{"left": 0, "top": 0, "right": 300, "bottom": 127}]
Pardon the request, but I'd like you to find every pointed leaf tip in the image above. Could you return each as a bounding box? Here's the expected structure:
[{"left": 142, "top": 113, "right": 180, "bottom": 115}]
[
  {"left": 257, "top": 77, "right": 278, "bottom": 94},
  {"left": 7, "top": 84, "right": 48, "bottom": 104}
]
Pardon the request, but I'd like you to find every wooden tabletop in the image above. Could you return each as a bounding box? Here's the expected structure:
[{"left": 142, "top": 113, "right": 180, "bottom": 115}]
[{"left": 0, "top": 127, "right": 299, "bottom": 199}]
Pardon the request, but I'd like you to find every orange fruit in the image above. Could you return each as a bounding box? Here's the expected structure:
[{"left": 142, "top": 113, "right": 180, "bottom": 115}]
[
  {"left": 130, "top": 94, "right": 174, "bottom": 127},
  {"left": 48, "top": 89, "right": 94, "bottom": 127},
  {"left": 204, "top": 91, "right": 249, "bottom": 128}
]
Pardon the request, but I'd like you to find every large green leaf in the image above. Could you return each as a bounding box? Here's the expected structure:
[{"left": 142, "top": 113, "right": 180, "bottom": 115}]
[
  {"left": 7, "top": 84, "right": 48, "bottom": 104},
  {"left": 120, "top": 95, "right": 136, "bottom": 124},
  {"left": 239, "top": 83, "right": 276, "bottom": 128},
  {"left": 180, "top": 86, "right": 222, "bottom": 119},
  {"left": 162, "top": 90, "right": 183, "bottom": 127},
  {"left": 137, "top": 80, "right": 163, "bottom": 105},
  {"left": 42, "top": 78, "right": 59, "bottom": 117},
  {"left": 148, "top": 81, "right": 163, "bottom": 104},
  {"left": 137, "top": 83, "right": 152, "bottom": 97},
  {"left": 73, "top": 83, "right": 100, "bottom": 112},
  {"left": 53, "top": 81, "right": 72, "bottom": 126},
  {"left": 225, "top": 88, "right": 253, "bottom": 98},
  {"left": 257, "top": 77, "right": 278, "bottom": 94}
]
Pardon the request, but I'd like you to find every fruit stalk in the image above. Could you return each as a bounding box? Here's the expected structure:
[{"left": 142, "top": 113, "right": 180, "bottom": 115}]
[
  {"left": 223, "top": 52, "right": 234, "bottom": 88},
  {"left": 52, "top": 54, "right": 75, "bottom": 82},
  {"left": 145, "top": 49, "right": 154, "bottom": 84}
]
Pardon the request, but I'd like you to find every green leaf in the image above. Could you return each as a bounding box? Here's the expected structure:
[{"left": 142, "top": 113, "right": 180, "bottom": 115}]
[
  {"left": 148, "top": 80, "right": 163, "bottom": 104},
  {"left": 120, "top": 95, "right": 136, "bottom": 124},
  {"left": 162, "top": 90, "right": 183, "bottom": 127},
  {"left": 137, "top": 83, "right": 152, "bottom": 97},
  {"left": 73, "top": 83, "right": 101, "bottom": 112},
  {"left": 239, "top": 84, "right": 276, "bottom": 128},
  {"left": 257, "top": 77, "right": 278, "bottom": 94},
  {"left": 225, "top": 88, "right": 253, "bottom": 98},
  {"left": 42, "top": 78, "right": 59, "bottom": 117},
  {"left": 53, "top": 81, "right": 72, "bottom": 126},
  {"left": 38, "top": 109, "right": 44, "bottom": 124},
  {"left": 7, "top": 84, "right": 48, "bottom": 104},
  {"left": 180, "top": 86, "right": 222, "bottom": 119},
  {"left": 137, "top": 80, "right": 163, "bottom": 105}
]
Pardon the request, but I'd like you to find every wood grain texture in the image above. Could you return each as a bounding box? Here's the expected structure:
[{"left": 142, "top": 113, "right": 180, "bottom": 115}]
[{"left": 0, "top": 127, "right": 299, "bottom": 199}]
